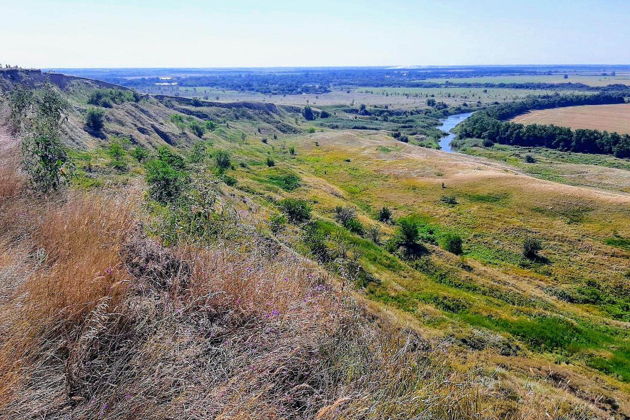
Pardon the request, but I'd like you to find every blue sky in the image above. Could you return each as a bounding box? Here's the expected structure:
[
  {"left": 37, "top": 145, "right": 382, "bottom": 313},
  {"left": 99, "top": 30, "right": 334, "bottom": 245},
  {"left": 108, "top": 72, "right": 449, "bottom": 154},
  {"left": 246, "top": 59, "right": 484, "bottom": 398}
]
[{"left": 2, "top": 0, "right": 629, "bottom": 67}]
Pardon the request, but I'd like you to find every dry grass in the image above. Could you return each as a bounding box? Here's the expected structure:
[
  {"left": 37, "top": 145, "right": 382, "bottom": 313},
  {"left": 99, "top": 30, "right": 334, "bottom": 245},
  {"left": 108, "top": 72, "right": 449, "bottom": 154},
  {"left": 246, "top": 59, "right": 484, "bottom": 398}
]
[{"left": 512, "top": 103, "right": 630, "bottom": 134}]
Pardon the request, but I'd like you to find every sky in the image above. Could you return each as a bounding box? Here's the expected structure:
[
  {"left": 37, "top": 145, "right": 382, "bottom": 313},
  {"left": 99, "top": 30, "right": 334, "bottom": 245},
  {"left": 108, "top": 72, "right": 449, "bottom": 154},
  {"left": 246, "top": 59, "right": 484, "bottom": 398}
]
[{"left": 2, "top": 0, "right": 630, "bottom": 68}]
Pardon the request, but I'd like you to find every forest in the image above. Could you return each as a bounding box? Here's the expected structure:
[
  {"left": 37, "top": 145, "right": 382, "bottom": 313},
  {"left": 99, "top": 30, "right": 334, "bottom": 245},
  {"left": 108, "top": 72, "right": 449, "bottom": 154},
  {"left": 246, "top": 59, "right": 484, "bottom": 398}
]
[{"left": 457, "top": 93, "right": 630, "bottom": 157}]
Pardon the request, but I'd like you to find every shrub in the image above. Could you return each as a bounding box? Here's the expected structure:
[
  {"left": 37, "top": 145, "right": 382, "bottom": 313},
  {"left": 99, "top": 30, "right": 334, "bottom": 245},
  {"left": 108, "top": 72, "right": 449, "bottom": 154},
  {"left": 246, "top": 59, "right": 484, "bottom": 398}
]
[
  {"left": 269, "top": 213, "right": 287, "bottom": 233},
  {"left": 268, "top": 172, "right": 301, "bottom": 191},
  {"left": 334, "top": 206, "right": 357, "bottom": 225},
  {"left": 367, "top": 225, "right": 381, "bottom": 244},
  {"left": 307, "top": 127, "right": 316, "bottom": 134},
  {"left": 524, "top": 154, "right": 537, "bottom": 163},
  {"left": 215, "top": 151, "right": 231, "bottom": 171},
  {"left": 204, "top": 120, "right": 217, "bottom": 131},
  {"left": 440, "top": 195, "right": 458, "bottom": 206},
  {"left": 302, "top": 105, "right": 315, "bottom": 121},
  {"left": 279, "top": 198, "right": 311, "bottom": 223},
  {"left": 220, "top": 174, "right": 238, "bottom": 186},
  {"left": 344, "top": 217, "right": 364, "bottom": 235},
  {"left": 189, "top": 142, "right": 208, "bottom": 164},
  {"left": 266, "top": 157, "right": 275, "bottom": 167},
  {"left": 131, "top": 146, "right": 149, "bottom": 162},
  {"left": 85, "top": 108, "right": 105, "bottom": 132},
  {"left": 145, "top": 159, "right": 188, "bottom": 203},
  {"left": 189, "top": 121, "right": 205, "bottom": 138},
  {"left": 398, "top": 219, "right": 420, "bottom": 247},
  {"left": 319, "top": 110, "right": 331, "bottom": 118},
  {"left": 107, "top": 139, "right": 127, "bottom": 171},
  {"left": 523, "top": 237, "right": 543, "bottom": 260},
  {"left": 482, "top": 138, "right": 495, "bottom": 147},
  {"left": 378, "top": 206, "right": 393, "bottom": 223},
  {"left": 441, "top": 233, "right": 463, "bottom": 255},
  {"left": 157, "top": 146, "right": 186, "bottom": 169}
]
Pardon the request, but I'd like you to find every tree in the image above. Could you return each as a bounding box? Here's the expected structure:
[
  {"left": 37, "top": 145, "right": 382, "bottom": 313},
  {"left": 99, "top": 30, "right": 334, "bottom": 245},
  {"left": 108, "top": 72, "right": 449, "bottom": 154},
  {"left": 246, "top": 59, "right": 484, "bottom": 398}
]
[
  {"left": 85, "top": 108, "right": 105, "bottom": 132},
  {"left": 130, "top": 146, "right": 149, "bottom": 162},
  {"left": 8, "top": 87, "right": 34, "bottom": 134},
  {"left": 426, "top": 98, "right": 437, "bottom": 107},
  {"left": 398, "top": 219, "right": 420, "bottom": 248},
  {"left": 158, "top": 146, "right": 186, "bottom": 169},
  {"left": 20, "top": 85, "right": 70, "bottom": 194}
]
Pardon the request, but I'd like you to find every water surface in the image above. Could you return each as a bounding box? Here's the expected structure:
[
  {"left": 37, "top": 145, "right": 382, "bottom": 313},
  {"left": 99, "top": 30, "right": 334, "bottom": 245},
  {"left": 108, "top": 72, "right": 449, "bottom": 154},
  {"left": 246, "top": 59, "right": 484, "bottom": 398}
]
[{"left": 438, "top": 112, "right": 474, "bottom": 152}]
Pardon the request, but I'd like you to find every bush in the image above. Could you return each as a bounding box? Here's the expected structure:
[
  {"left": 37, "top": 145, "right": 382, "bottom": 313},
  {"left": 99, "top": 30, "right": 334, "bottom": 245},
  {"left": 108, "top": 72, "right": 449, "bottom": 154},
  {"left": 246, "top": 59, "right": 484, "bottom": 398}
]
[
  {"left": 344, "top": 218, "right": 364, "bottom": 235},
  {"left": 307, "top": 127, "right": 316, "bottom": 134},
  {"left": 215, "top": 151, "right": 231, "bottom": 171},
  {"left": 279, "top": 198, "right": 311, "bottom": 223},
  {"left": 302, "top": 106, "right": 315, "bottom": 121},
  {"left": 145, "top": 159, "right": 188, "bottom": 203},
  {"left": 189, "top": 121, "right": 205, "bottom": 138},
  {"left": 131, "top": 146, "right": 149, "bottom": 162},
  {"left": 524, "top": 154, "right": 537, "bottom": 163},
  {"left": 398, "top": 219, "right": 420, "bottom": 247},
  {"left": 441, "top": 233, "right": 463, "bottom": 255},
  {"left": 440, "top": 195, "right": 458, "bottom": 205},
  {"left": 85, "top": 108, "right": 105, "bottom": 132},
  {"left": 266, "top": 157, "right": 276, "bottom": 167},
  {"left": 157, "top": 146, "right": 186, "bottom": 169},
  {"left": 204, "top": 120, "right": 217, "bottom": 131},
  {"left": 107, "top": 139, "right": 127, "bottom": 171},
  {"left": 269, "top": 213, "right": 287, "bottom": 233},
  {"left": 378, "top": 206, "right": 393, "bottom": 223},
  {"left": 523, "top": 237, "right": 543, "bottom": 260}
]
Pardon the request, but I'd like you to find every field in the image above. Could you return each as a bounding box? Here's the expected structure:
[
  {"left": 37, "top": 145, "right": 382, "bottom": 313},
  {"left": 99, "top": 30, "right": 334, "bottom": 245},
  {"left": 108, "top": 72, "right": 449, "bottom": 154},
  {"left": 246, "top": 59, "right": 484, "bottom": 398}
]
[
  {"left": 511, "top": 103, "right": 630, "bottom": 134},
  {"left": 425, "top": 73, "right": 630, "bottom": 87}
]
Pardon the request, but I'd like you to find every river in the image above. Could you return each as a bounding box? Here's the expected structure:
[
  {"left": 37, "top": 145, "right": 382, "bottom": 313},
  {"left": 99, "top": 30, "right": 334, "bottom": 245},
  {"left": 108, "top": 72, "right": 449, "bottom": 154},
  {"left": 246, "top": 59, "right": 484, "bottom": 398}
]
[{"left": 437, "top": 112, "right": 474, "bottom": 152}]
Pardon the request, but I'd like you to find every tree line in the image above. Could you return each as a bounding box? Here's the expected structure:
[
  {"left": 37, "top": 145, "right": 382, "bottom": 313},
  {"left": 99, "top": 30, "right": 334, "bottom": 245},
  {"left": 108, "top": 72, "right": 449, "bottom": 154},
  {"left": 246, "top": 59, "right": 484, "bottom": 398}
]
[{"left": 457, "top": 93, "right": 630, "bottom": 157}]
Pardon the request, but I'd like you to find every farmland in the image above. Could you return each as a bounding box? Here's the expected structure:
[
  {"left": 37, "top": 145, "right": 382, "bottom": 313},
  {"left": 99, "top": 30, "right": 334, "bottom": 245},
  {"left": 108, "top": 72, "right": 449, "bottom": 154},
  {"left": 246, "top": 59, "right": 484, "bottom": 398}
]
[{"left": 512, "top": 103, "right": 630, "bottom": 135}]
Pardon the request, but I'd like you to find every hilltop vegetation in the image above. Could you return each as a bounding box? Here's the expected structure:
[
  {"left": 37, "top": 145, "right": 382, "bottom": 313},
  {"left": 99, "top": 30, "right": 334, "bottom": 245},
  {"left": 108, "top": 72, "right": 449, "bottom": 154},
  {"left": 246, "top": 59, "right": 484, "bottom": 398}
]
[{"left": 0, "top": 70, "right": 629, "bottom": 419}]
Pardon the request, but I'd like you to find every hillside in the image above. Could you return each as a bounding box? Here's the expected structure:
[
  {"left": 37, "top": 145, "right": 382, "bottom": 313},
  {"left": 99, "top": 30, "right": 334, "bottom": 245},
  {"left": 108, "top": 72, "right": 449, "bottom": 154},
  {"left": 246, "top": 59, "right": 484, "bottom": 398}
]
[{"left": 0, "top": 72, "right": 629, "bottom": 419}]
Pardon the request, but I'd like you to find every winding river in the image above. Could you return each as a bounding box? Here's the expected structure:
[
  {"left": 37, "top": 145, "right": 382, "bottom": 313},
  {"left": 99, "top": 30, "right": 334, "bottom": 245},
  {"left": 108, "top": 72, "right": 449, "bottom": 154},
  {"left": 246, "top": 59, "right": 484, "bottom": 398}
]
[{"left": 437, "top": 112, "right": 474, "bottom": 152}]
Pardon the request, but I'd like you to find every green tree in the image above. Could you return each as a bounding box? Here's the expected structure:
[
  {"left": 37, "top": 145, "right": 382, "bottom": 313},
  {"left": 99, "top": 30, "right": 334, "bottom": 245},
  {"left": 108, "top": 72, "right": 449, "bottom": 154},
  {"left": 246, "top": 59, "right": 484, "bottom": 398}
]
[
  {"left": 8, "top": 87, "right": 34, "bottom": 133},
  {"left": 130, "top": 146, "right": 149, "bottom": 162},
  {"left": 189, "top": 121, "right": 205, "bottom": 138},
  {"left": 157, "top": 146, "right": 186, "bottom": 169},
  {"left": 20, "top": 85, "right": 70, "bottom": 194}
]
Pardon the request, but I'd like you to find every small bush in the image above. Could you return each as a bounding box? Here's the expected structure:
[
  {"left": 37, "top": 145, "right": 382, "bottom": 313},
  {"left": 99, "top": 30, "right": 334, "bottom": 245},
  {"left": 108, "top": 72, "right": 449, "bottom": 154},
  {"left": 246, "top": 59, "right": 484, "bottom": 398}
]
[
  {"left": 523, "top": 237, "right": 543, "bottom": 260},
  {"left": 307, "top": 127, "right": 316, "bottom": 134},
  {"left": 266, "top": 157, "right": 275, "bottom": 167},
  {"left": 378, "top": 206, "right": 393, "bottom": 223},
  {"left": 524, "top": 154, "right": 537, "bottom": 163},
  {"left": 145, "top": 159, "right": 188, "bottom": 203},
  {"left": 215, "top": 151, "right": 231, "bottom": 171},
  {"left": 130, "top": 146, "right": 148, "bottom": 162},
  {"left": 302, "top": 106, "right": 315, "bottom": 121},
  {"left": 157, "top": 146, "right": 186, "bottom": 169},
  {"left": 189, "top": 121, "right": 205, "bottom": 138},
  {"left": 107, "top": 139, "right": 127, "bottom": 171},
  {"left": 279, "top": 198, "right": 311, "bottom": 223},
  {"left": 269, "top": 213, "right": 287, "bottom": 233},
  {"left": 440, "top": 195, "right": 458, "bottom": 205},
  {"left": 441, "top": 233, "right": 463, "bottom": 255},
  {"left": 85, "top": 108, "right": 105, "bottom": 132}
]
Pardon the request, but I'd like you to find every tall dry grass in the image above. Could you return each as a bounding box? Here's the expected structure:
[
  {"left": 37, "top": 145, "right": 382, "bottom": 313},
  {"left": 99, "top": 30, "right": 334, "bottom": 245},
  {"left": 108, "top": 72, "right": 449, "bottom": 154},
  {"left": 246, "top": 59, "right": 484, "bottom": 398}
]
[
  {"left": 0, "top": 183, "right": 603, "bottom": 418},
  {"left": 0, "top": 190, "right": 136, "bottom": 411}
]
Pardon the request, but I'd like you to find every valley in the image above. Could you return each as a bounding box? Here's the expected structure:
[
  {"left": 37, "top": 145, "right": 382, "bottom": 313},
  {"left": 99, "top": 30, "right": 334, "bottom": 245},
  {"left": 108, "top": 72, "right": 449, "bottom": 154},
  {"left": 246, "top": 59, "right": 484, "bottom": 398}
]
[{"left": 0, "top": 66, "right": 629, "bottom": 419}]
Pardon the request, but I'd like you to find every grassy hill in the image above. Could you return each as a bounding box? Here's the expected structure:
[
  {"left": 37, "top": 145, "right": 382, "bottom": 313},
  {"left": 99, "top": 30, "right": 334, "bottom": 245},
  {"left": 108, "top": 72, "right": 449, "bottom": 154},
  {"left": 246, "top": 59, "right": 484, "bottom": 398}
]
[{"left": 0, "top": 71, "right": 628, "bottom": 419}]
